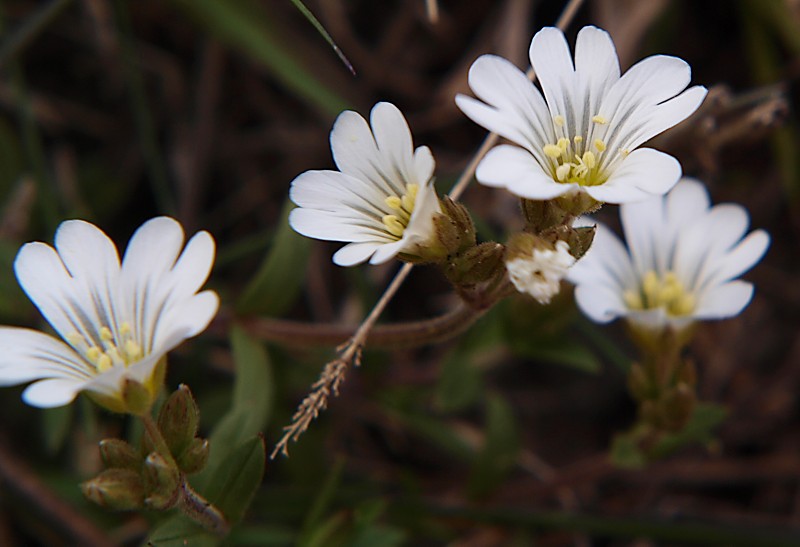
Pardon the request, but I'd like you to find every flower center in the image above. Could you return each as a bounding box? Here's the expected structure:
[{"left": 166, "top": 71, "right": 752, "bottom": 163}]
[
  {"left": 382, "top": 183, "right": 419, "bottom": 238},
  {"left": 623, "top": 270, "right": 696, "bottom": 317},
  {"left": 542, "top": 114, "right": 627, "bottom": 186},
  {"left": 66, "top": 322, "right": 143, "bottom": 373}
]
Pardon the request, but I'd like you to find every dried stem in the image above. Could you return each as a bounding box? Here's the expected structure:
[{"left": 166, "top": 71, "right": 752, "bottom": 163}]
[
  {"left": 272, "top": 0, "right": 586, "bottom": 458},
  {"left": 244, "top": 301, "right": 484, "bottom": 349}
]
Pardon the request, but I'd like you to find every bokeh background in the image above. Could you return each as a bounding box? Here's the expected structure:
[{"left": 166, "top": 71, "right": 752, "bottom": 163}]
[{"left": 0, "top": 0, "right": 798, "bottom": 545}]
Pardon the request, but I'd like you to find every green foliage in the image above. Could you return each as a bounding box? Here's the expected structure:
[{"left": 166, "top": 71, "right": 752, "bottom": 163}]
[
  {"left": 167, "top": 0, "right": 350, "bottom": 118},
  {"left": 237, "top": 202, "right": 311, "bottom": 316},
  {"left": 468, "top": 393, "right": 520, "bottom": 498}
]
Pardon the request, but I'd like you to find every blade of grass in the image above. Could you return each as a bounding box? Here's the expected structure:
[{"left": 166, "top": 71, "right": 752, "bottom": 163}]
[
  {"left": 0, "top": 0, "right": 73, "bottom": 69},
  {"left": 288, "top": 0, "right": 354, "bottom": 75},
  {"left": 169, "top": 0, "right": 350, "bottom": 118}
]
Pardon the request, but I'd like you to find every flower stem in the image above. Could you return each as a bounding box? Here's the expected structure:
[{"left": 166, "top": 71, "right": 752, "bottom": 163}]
[
  {"left": 140, "top": 414, "right": 177, "bottom": 468},
  {"left": 243, "top": 301, "right": 485, "bottom": 350},
  {"left": 140, "top": 414, "right": 230, "bottom": 535},
  {"left": 178, "top": 479, "right": 230, "bottom": 536}
]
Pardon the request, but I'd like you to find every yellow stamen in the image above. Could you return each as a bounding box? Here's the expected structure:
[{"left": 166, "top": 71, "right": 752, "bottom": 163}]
[
  {"left": 382, "top": 215, "right": 405, "bottom": 237},
  {"left": 66, "top": 333, "right": 85, "bottom": 347},
  {"left": 87, "top": 347, "right": 102, "bottom": 363},
  {"left": 120, "top": 323, "right": 132, "bottom": 336},
  {"left": 592, "top": 114, "right": 608, "bottom": 124},
  {"left": 100, "top": 326, "right": 113, "bottom": 341},
  {"left": 573, "top": 135, "right": 583, "bottom": 144},
  {"left": 543, "top": 144, "right": 562, "bottom": 158},
  {"left": 630, "top": 270, "right": 696, "bottom": 317},
  {"left": 556, "top": 137, "right": 570, "bottom": 152},
  {"left": 582, "top": 151, "right": 596, "bottom": 169},
  {"left": 385, "top": 196, "right": 402, "bottom": 209},
  {"left": 96, "top": 354, "right": 113, "bottom": 372},
  {"left": 623, "top": 290, "right": 643, "bottom": 310},
  {"left": 555, "top": 164, "right": 571, "bottom": 182},
  {"left": 594, "top": 139, "right": 606, "bottom": 152},
  {"left": 125, "top": 340, "right": 143, "bottom": 361},
  {"left": 554, "top": 115, "right": 565, "bottom": 127},
  {"left": 401, "top": 184, "right": 418, "bottom": 211}
]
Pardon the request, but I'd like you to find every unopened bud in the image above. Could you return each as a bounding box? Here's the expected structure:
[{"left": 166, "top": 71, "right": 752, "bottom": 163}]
[
  {"left": 520, "top": 199, "right": 570, "bottom": 233},
  {"left": 142, "top": 452, "right": 180, "bottom": 510},
  {"left": 81, "top": 469, "right": 144, "bottom": 511},
  {"left": 445, "top": 242, "right": 505, "bottom": 285},
  {"left": 99, "top": 439, "right": 140, "bottom": 471},
  {"left": 158, "top": 384, "right": 200, "bottom": 458},
  {"left": 659, "top": 383, "right": 696, "bottom": 432},
  {"left": 177, "top": 437, "right": 210, "bottom": 474},
  {"left": 627, "top": 363, "right": 651, "bottom": 403},
  {"left": 431, "top": 198, "right": 476, "bottom": 258}
]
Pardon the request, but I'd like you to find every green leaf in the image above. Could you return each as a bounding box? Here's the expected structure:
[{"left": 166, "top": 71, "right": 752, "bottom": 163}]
[
  {"left": 609, "top": 431, "right": 648, "bottom": 469},
  {"left": 468, "top": 393, "right": 520, "bottom": 498},
  {"left": 503, "top": 298, "right": 601, "bottom": 373},
  {"left": 40, "top": 405, "right": 73, "bottom": 455},
  {"left": 195, "top": 327, "right": 273, "bottom": 489},
  {"left": 167, "top": 0, "right": 349, "bottom": 118},
  {"left": 146, "top": 515, "right": 219, "bottom": 547},
  {"left": 237, "top": 201, "right": 311, "bottom": 316},
  {"left": 147, "top": 435, "right": 266, "bottom": 546},
  {"left": 435, "top": 309, "right": 502, "bottom": 412},
  {"left": 204, "top": 435, "right": 267, "bottom": 524},
  {"left": 299, "top": 457, "right": 346, "bottom": 544},
  {"left": 652, "top": 403, "right": 727, "bottom": 458}
]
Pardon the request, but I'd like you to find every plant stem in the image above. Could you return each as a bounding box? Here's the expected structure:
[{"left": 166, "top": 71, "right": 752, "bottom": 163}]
[{"left": 179, "top": 479, "right": 230, "bottom": 536}]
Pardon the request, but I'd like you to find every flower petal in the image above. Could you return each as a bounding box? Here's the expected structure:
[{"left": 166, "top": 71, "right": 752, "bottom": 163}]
[
  {"left": 529, "top": 27, "right": 575, "bottom": 122},
  {"left": 569, "top": 222, "right": 636, "bottom": 291},
  {"left": 694, "top": 280, "right": 755, "bottom": 319},
  {"left": 23, "top": 378, "right": 85, "bottom": 408},
  {"left": 587, "top": 148, "right": 681, "bottom": 203},
  {"left": 573, "top": 283, "right": 628, "bottom": 323},
  {"left": 0, "top": 327, "right": 91, "bottom": 385},
  {"left": 475, "top": 145, "right": 572, "bottom": 199},
  {"left": 333, "top": 242, "right": 381, "bottom": 266}
]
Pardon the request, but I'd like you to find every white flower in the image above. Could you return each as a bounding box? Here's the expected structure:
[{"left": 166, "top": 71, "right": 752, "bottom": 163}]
[
  {"left": 456, "top": 26, "right": 707, "bottom": 204},
  {"left": 289, "top": 102, "right": 442, "bottom": 266},
  {"left": 567, "top": 179, "right": 770, "bottom": 331},
  {"left": 0, "top": 217, "right": 219, "bottom": 411},
  {"left": 507, "top": 239, "right": 575, "bottom": 304}
]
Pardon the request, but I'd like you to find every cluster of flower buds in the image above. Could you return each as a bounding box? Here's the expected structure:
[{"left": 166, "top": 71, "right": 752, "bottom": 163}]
[{"left": 81, "top": 385, "right": 209, "bottom": 511}]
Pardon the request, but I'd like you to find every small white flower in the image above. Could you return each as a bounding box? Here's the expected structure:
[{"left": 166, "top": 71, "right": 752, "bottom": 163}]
[
  {"left": 456, "top": 26, "right": 707, "bottom": 203},
  {"left": 289, "top": 102, "right": 442, "bottom": 266},
  {"left": 567, "top": 179, "right": 770, "bottom": 331},
  {"left": 506, "top": 240, "right": 575, "bottom": 304},
  {"left": 0, "top": 217, "right": 219, "bottom": 411}
]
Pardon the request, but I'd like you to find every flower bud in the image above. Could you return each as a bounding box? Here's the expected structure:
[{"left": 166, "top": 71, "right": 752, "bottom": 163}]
[
  {"left": 158, "top": 384, "right": 200, "bottom": 459},
  {"left": 627, "top": 363, "right": 651, "bottom": 403},
  {"left": 430, "top": 197, "right": 476, "bottom": 259},
  {"left": 444, "top": 242, "right": 505, "bottom": 285},
  {"left": 520, "top": 199, "right": 571, "bottom": 233},
  {"left": 659, "top": 383, "right": 696, "bottom": 432},
  {"left": 177, "top": 437, "right": 210, "bottom": 474},
  {"left": 81, "top": 469, "right": 145, "bottom": 511},
  {"left": 99, "top": 439, "right": 140, "bottom": 471},
  {"left": 142, "top": 452, "right": 180, "bottom": 510}
]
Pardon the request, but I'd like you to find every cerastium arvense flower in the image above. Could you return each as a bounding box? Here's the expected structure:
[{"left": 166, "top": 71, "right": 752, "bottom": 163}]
[
  {"left": 0, "top": 217, "right": 218, "bottom": 414},
  {"left": 457, "top": 25, "right": 707, "bottom": 204}
]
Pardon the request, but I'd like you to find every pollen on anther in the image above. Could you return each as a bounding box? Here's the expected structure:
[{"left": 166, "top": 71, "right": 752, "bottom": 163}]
[
  {"left": 382, "top": 214, "right": 405, "bottom": 237},
  {"left": 100, "top": 326, "right": 113, "bottom": 341},
  {"left": 591, "top": 115, "right": 608, "bottom": 125},
  {"left": 582, "top": 151, "right": 596, "bottom": 169},
  {"left": 556, "top": 137, "right": 570, "bottom": 152},
  {"left": 385, "top": 196, "right": 402, "bottom": 210},
  {"left": 556, "top": 164, "right": 571, "bottom": 182},
  {"left": 573, "top": 136, "right": 583, "bottom": 144},
  {"left": 543, "top": 144, "right": 562, "bottom": 158},
  {"left": 553, "top": 115, "right": 565, "bottom": 127},
  {"left": 594, "top": 139, "right": 606, "bottom": 152}
]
